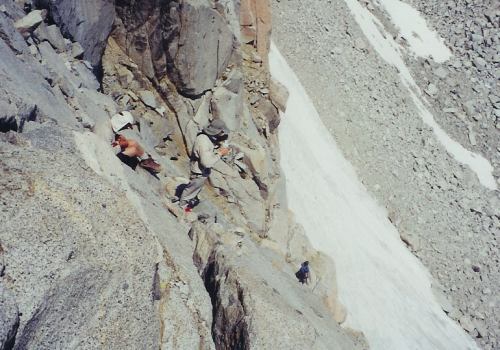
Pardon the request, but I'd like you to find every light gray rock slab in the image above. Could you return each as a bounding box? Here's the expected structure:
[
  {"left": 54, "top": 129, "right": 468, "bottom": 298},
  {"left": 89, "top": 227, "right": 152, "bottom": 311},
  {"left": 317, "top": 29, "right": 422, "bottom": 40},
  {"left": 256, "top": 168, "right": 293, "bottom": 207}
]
[
  {"left": 70, "top": 41, "right": 84, "bottom": 58},
  {"left": 71, "top": 61, "right": 100, "bottom": 90},
  {"left": 14, "top": 9, "right": 45, "bottom": 33},
  {"left": 34, "top": 23, "right": 66, "bottom": 52},
  {"left": 139, "top": 90, "right": 157, "bottom": 109},
  {"left": 0, "top": 10, "right": 28, "bottom": 53},
  {"left": 0, "top": 37, "right": 77, "bottom": 128}
]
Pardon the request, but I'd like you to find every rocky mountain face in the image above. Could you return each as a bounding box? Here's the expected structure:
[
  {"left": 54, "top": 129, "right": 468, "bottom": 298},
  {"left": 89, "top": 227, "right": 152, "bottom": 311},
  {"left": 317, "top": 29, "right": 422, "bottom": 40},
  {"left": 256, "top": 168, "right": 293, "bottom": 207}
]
[{"left": 0, "top": 0, "right": 364, "bottom": 349}]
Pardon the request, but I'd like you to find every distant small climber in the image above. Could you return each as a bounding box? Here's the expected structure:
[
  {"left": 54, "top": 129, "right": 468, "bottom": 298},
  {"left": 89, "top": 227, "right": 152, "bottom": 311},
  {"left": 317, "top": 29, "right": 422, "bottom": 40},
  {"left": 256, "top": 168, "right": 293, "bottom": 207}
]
[
  {"left": 295, "top": 261, "right": 310, "bottom": 285},
  {"left": 112, "top": 134, "right": 161, "bottom": 174},
  {"left": 175, "top": 119, "right": 230, "bottom": 211}
]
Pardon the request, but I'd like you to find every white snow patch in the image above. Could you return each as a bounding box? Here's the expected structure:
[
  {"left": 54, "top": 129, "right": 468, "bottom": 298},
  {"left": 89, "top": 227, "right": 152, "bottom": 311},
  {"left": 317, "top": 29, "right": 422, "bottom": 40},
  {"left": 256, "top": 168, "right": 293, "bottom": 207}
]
[
  {"left": 270, "top": 43, "right": 479, "bottom": 350},
  {"left": 375, "top": 0, "right": 452, "bottom": 62},
  {"left": 343, "top": 0, "right": 497, "bottom": 190}
]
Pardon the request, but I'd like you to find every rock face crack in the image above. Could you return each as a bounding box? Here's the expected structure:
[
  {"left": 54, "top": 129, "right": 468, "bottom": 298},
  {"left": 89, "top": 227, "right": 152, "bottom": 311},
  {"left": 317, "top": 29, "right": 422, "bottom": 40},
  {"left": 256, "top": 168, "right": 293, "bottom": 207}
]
[
  {"left": 202, "top": 254, "right": 250, "bottom": 350},
  {"left": 2, "top": 316, "right": 19, "bottom": 350}
]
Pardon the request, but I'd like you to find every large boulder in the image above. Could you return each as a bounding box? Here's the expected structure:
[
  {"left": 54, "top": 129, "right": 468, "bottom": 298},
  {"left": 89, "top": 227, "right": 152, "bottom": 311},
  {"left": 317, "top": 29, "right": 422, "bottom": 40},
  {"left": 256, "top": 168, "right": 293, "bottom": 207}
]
[
  {"left": 13, "top": 9, "right": 46, "bottom": 37},
  {"left": 36, "top": 0, "right": 115, "bottom": 68},
  {"left": 114, "top": 0, "right": 235, "bottom": 97}
]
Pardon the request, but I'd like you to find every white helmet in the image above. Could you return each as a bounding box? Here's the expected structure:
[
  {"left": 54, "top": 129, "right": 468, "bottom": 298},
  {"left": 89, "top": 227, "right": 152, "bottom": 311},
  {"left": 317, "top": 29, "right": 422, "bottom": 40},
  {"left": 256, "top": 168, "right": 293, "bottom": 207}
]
[{"left": 111, "top": 111, "right": 134, "bottom": 133}]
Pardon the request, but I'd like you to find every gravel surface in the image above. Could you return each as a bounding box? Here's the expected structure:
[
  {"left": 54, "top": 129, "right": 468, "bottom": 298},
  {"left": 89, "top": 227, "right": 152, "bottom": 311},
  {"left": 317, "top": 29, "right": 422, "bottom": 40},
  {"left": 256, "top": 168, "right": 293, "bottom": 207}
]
[{"left": 271, "top": 0, "right": 499, "bottom": 348}]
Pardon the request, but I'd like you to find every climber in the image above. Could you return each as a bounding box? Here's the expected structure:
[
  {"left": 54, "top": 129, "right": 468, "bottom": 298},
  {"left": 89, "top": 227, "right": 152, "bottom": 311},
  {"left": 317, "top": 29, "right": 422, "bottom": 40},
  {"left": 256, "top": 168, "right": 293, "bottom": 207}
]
[
  {"left": 0, "top": 116, "right": 18, "bottom": 133},
  {"left": 295, "top": 261, "right": 310, "bottom": 285},
  {"left": 175, "top": 119, "right": 230, "bottom": 211},
  {"left": 112, "top": 134, "right": 161, "bottom": 174}
]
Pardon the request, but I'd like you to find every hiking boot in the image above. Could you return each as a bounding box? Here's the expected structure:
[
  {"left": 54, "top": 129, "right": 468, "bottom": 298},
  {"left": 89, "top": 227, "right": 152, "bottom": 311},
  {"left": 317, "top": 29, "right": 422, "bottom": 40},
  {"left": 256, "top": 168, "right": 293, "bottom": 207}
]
[
  {"left": 139, "top": 157, "right": 161, "bottom": 173},
  {"left": 187, "top": 197, "right": 200, "bottom": 208}
]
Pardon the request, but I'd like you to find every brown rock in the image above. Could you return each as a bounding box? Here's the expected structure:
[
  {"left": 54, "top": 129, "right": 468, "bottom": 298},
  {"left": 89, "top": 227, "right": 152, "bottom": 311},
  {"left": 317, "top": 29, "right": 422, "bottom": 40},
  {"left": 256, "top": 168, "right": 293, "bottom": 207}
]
[
  {"left": 269, "top": 77, "right": 289, "bottom": 112},
  {"left": 240, "top": 0, "right": 272, "bottom": 65},
  {"left": 256, "top": 98, "right": 280, "bottom": 133}
]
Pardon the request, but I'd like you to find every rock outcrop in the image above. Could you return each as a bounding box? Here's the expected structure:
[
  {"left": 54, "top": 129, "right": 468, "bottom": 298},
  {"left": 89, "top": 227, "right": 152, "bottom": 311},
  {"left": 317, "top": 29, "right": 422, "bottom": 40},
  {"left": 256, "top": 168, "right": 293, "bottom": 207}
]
[
  {"left": 35, "top": 0, "right": 115, "bottom": 68},
  {"left": 113, "top": 0, "right": 235, "bottom": 97},
  {"left": 240, "top": 0, "right": 272, "bottom": 64}
]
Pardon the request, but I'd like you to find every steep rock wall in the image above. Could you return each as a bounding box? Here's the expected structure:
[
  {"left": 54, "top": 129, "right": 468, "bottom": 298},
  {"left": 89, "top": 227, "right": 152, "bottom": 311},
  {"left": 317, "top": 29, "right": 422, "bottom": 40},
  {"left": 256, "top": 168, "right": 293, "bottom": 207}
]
[{"left": 0, "top": 0, "right": 362, "bottom": 349}]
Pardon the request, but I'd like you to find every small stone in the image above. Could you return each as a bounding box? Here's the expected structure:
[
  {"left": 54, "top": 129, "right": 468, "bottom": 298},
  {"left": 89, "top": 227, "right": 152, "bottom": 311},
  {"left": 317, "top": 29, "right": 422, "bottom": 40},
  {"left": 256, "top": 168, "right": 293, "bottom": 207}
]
[
  {"left": 482, "top": 288, "right": 491, "bottom": 295},
  {"left": 470, "top": 34, "right": 483, "bottom": 43},
  {"left": 434, "top": 67, "right": 449, "bottom": 79},
  {"left": 118, "top": 95, "right": 131, "bottom": 107},
  {"left": 249, "top": 94, "right": 260, "bottom": 105},
  {"left": 82, "top": 60, "right": 92, "bottom": 70},
  {"left": 71, "top": 42, "right": 84, "bottom": 59},
  {"left": 472, "top": 265, "right": 480, "bottom": 272},
  {"left": 432, "top": 286, "right": 453, "bottom": 313},
  {"left": 331, "top": 46, "right": 342, "bottom": 55},
  {"left": 28, "top": 45, "right": 38, "bottom": 56},
  {"left": 34, "top": 24, "right": 66, "bottom": 52},
  {"left": 80, "top": 114, "right": 95, "bottom": 129},
  {"left": 425, "top": 83, "right": 439, "bottom": 96},
  {"left": 488, "top": 94, "right": 500, "bottom": 105},
  {"left": 14, "top": 10, "right": 47, "bottom": 35},
  {"left": 269, "top": 78, "right": 289, "bottom": 112},
  {"left": 468, "top": 129, "right": 477, "bottom": 146},
  {"left": 473, "top": 320, "right": 487, "bottom": 338},
  {"left": 252, "top": 52, "right": 262, "bottom": 63},
  {"left": 116, "top": 66, "right": 134, "bottom": 87},
  {"left": 459, "top": 316, "right": 475, "bottom": 333},
  {"left": 473, "top": 57, "right": 487, "bottom": 70},
  {"left": 463, "top": 101, "right": 476, "bottom": 116},
  {"left": 155, "top": 106, "right": 166, "bottom": 117},
  {"left": 448, "top": 308, "right": 461, "bottom": 319},
  {"left": 139, "top": 90, "right": 157, "bottom": 109},
  {"left": 354, "top": 38, "right": 367, "bottom": 51}
]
